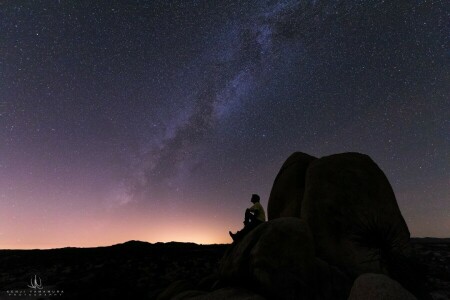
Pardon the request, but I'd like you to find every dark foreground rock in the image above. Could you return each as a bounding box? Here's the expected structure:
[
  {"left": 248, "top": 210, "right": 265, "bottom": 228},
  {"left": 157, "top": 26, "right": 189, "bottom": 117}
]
[
  {"left": 0, "top": 239, "right": 448, "bottom": 299},
  {"left": 348, "top": 273, "right": 417, "bottom": 300},
  {"left": 219, "top": 217, "right": 351, "bottom": 300}
]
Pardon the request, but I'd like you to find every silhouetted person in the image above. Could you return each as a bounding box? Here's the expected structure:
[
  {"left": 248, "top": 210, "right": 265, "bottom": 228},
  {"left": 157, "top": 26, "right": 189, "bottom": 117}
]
[{"left": 229, "top": 194, "right": 266, "bottom": 241}]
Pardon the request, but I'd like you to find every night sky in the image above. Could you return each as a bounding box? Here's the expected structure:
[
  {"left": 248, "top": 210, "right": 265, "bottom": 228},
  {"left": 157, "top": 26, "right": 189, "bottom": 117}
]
[{"left": 1, "top": 0, "right": 449, "bottom": 249}]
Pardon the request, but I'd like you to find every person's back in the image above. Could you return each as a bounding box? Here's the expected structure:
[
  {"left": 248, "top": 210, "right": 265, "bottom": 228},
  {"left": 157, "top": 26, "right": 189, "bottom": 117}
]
[{"left": 249, "top": 201, "right": 266, "bottom": 222}]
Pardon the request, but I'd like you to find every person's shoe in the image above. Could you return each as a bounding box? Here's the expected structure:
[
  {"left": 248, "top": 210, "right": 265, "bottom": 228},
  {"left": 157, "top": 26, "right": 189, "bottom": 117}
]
[{"left": 229, "top": 231, "right": 236, "bottom": 241}]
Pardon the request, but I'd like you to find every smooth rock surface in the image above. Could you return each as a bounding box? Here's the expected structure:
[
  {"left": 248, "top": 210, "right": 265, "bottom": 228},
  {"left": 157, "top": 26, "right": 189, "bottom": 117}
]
[
  {"left": 348, "top": 273, "right": 417, "bottom": 300},
  {"left": 267, "top": 152, "right": 317, "bottom": 220},
  {"left": 301, "top": 153, "right": 411, "bottom": 277},
  {"left": 219, "top": 217, "right": 351, "bottom": 299}
]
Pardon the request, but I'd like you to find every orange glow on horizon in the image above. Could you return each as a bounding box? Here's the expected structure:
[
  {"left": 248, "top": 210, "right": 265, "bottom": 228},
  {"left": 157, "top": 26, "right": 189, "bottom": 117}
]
[{"left": 0, "top": 200, "right": 239, "bottom": 249}]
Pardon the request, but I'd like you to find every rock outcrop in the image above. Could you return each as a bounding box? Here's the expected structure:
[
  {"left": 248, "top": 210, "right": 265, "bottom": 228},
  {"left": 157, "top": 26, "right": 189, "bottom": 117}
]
[
  {"left": 348, "top": 273, "right": 417, "bottom": 300},
  {"left": 159, "top": 152, "right": 428, "bottom": 300},
  {"left": 219, "top": 217, "right": 351, "bottom": 300},
  {"left": 267, "top": 152, "right": 317, "bottom": 220},
  {"left": 301, "top": 153, "right": 412, "bottom": 279}
]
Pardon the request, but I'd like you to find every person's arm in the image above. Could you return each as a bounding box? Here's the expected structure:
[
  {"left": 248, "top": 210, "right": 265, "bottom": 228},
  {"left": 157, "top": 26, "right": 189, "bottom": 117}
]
[{"left": 248, "top": 204, "right": 257, "bottom": 212}]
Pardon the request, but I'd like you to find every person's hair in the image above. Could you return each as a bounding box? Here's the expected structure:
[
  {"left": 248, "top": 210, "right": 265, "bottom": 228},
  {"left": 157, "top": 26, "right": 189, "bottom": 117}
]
[{"left": 251, "top": 194, "right": 260, "bottom": 202}]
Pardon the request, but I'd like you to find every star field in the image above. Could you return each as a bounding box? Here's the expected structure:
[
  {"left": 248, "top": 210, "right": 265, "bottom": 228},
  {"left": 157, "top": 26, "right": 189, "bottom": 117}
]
[{"left": 0, "top": 0, "right": 449, "bottom": 248}]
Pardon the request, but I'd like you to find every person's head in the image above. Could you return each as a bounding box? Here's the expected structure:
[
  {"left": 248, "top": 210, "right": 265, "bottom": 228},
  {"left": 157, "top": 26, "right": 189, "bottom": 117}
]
[{"left": 251, "top": 194, "right": 260, "bottom": 203}]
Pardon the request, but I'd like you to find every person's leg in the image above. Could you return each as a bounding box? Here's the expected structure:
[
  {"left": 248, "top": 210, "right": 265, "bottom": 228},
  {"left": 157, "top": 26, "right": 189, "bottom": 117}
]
[
  {"left": 252, "top": 219, "right": 263, "bottom": 227},
  {"left": 244, "top": 209, "right": 252, "bottom": 226},
  {"left": 231, "top": 210, "right": 250, "bottom": 240},
  {"left": 230, "top": 212, "right": 265, "bottom": 241},
  {"left": 234, "top": 225, "right": 251, "bottom": 240},
  {"left": 231, "top": 219, "right": 264, "bottom": 241},
  {"left": 249, "top": 213, "right": 256, "bottom": 224}
]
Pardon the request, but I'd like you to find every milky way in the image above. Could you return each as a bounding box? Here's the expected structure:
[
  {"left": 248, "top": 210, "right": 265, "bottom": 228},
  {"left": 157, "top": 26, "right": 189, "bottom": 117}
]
[{"left": 0, "top": 0, "right": 449, "bottom": 248}]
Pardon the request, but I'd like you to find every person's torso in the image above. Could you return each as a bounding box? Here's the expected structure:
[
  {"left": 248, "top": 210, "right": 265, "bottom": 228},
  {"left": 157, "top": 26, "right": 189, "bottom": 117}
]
[{"left": 251, "top": 202, "right": 266, "bottom": 222}]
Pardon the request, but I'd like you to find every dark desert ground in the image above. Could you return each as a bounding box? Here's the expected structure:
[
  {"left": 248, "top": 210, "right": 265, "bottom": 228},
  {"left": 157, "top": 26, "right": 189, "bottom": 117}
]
[{"left": 0, "top": 238, "right": 449, "bottom": 300}]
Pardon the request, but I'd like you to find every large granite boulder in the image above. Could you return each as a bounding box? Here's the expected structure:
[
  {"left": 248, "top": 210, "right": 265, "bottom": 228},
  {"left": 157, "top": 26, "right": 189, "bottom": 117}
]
[
  {"left": 219, "top": 217, "right": 351, "bottom": 300},
  {"left": 301, "top": 153, "right": 413, "bottom": 287},
  {"left": 267, "top": 152, "right": 317, "bottom": 220},
  {"left": 348, "top": 273, "right": 417, "bottom": 300}
]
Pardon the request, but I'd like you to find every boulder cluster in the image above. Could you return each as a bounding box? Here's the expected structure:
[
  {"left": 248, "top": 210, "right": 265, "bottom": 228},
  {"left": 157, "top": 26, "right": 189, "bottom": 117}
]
[{"left": 158, "top": 152, "right": 429, "bottom": 300}]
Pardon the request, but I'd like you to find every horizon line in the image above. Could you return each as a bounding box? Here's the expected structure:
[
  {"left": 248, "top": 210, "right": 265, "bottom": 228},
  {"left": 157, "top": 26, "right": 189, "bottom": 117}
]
[{"left": 1, "top": 236, "right": 449, "bottom": 251}]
